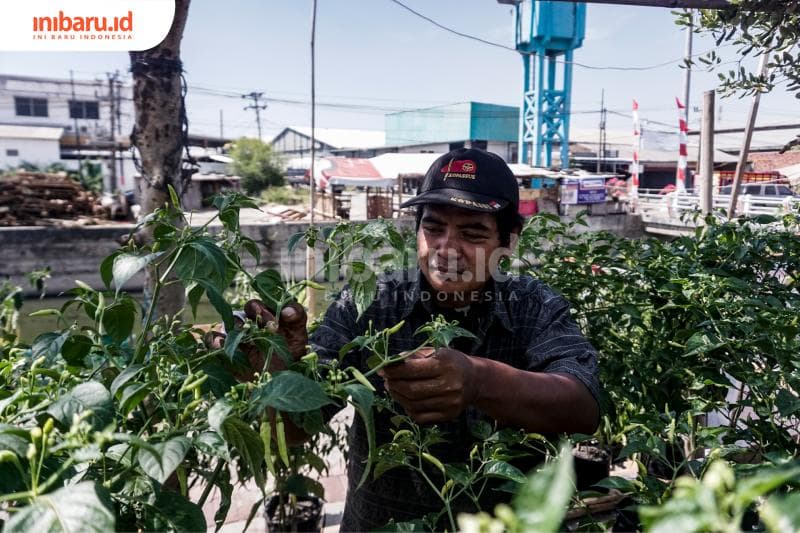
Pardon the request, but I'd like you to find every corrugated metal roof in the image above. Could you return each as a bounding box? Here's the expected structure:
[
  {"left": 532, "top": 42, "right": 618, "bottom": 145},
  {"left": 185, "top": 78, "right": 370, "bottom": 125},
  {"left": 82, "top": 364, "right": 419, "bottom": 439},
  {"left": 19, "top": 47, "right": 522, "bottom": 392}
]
[
  {"left": 283, "top": 127, "right": 385, "bottom": 149},
  {"left": 369, "top": 152, "right": 442, "bottom": 178},
  {"left": 0, "top": 124, "right": 63, "bottom": 140}
]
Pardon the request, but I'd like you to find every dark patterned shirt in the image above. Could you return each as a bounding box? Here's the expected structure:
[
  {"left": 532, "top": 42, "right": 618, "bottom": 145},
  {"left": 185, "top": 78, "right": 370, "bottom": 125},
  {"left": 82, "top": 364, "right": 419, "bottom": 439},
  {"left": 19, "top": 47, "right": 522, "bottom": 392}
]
[{"left": 310, "top": 268, "right": 599, "bottom": 531}]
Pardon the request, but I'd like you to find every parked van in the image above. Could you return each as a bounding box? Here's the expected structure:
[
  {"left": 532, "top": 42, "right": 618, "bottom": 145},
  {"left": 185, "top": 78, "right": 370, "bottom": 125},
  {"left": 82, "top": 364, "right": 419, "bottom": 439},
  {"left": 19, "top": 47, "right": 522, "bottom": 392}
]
[{"left": 719, "top": 183, "right": 797, "bottom": 197}]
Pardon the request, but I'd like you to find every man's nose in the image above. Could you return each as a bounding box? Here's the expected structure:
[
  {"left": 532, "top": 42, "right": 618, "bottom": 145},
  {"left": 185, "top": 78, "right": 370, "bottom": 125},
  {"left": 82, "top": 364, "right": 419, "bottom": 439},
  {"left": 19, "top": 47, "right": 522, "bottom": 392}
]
[{"left": 435, "top": 228, "right": 461, "bottom": 256}]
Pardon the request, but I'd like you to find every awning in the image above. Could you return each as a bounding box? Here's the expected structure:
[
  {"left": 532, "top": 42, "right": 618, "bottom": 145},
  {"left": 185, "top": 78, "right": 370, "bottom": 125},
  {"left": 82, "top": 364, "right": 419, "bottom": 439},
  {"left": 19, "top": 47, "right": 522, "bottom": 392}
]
[
  {"left": 314, "top": 157, "right": 394, "bottom": 189},
  {"left": 369, "top": 153, "right": 442, "bottom": 179}
]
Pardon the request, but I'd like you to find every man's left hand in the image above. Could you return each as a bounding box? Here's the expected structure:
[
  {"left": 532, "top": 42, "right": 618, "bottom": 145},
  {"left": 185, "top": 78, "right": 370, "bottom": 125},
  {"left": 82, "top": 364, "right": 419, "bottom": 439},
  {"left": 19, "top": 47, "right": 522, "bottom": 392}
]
[{"left": 378, "top": 348, "right": 479, "bottom": 424}]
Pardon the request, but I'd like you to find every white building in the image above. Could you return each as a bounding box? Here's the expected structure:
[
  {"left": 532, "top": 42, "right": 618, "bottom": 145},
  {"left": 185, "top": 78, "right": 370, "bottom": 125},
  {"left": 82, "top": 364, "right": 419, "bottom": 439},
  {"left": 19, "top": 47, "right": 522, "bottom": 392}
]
[
  {"left": 0, "top": 72, "right": 136, "bottom": 190},
  {"left": 0, "top": 124, "right": 63, "bottom": 168}
]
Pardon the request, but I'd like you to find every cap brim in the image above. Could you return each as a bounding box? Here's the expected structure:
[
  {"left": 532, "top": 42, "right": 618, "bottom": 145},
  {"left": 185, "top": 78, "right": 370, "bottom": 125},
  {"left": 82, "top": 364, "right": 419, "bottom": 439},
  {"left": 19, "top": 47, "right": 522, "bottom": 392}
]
[{"left": 399, "top": 188, "right": 509, "bottom": 213}]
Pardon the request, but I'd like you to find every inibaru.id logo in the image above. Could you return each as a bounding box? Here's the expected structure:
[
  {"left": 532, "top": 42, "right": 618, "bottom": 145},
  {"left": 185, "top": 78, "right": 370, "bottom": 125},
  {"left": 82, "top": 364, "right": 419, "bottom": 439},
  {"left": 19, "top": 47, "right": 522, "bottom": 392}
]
[{"left": 33, "top": 10, "right": 134, "bottom": 40}]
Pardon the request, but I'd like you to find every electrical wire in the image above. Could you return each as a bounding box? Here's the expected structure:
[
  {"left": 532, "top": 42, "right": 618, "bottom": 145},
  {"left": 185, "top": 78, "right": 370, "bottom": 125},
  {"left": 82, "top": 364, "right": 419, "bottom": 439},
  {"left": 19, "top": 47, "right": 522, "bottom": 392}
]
[{"left": 387, "top": 0, "right": 725, "bottom": 72}]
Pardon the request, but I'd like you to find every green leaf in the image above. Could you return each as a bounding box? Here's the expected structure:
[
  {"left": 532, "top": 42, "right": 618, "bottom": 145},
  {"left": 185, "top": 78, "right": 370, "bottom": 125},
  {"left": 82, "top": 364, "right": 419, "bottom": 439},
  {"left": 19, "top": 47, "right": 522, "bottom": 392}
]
[
  {"left": 144, "top": 489, "right": 206, "bottom": 532},
  {"left": 0, "top": 430, "right": 29, "bottom": 457},
  {"left": 112, "top": 253, "right": 162, "bottom": 294},
  {"left": 221, "top": 417, "right": 265, "bottom": 487},
  {"left": 208, "top": 399, "right": 234, "bottom": 434},
  {"left": 241, "top": 237, "right": 261, "bottom": 264},
  {"left": 110, "top": 364, "right": 145, "bottom": 397},
  {"left": 484, "top": 460, "right": 527, "bottom": 484},
  {"left": 593, "top": 476, "right": 639, "bottom": 493},
  {"left": 349, "top": 264, "right": 377, "bottom": 319},
  {"left": 174, "top": 241, "right": 219, "bottom": 287},
  {"left": 32, "top": 331, "right": 69, "bottom": 364},
  {"left": 761, "top": 493, "right": 800, "bottom": 533},
  {"left": 119, "top": 382, "right": 151, "bottom": 416},
  {"left": 213, "top": 465, "right": 234, "bottom": 530},
  {"left": 288, "top": 232, "right": 305, "bottom": 252},
  {"left": 734, "top": 464, "right": 800, "bottom": 508},
  {"left": 251, "top": 372, "right": 333, "bottom": 413},
  {"left": 200, "top": 363, "right": 237, "bottom": 398},
  {"left": 47, "top": 381, "right": 113, "bottom": 431},
  {"left": 251, "top": 269, "right": 289, "bottom": 311},
  {"left": 219, "top": 207, "right": 239, "bottom": 232},
  {"left": 195, "top": 431, "right": 230, "bottom": 460},
  {"left": 512, "top": 442, "right": 575, "bottom": 533},
  {"left": 60, "top": 334, "right": 93, "bottom": 366},
  {"left": 775, "top": 389, "right": 800, "bottom": 417},
  {"left": 99, "top": 250, "right": 122, "bottom": 289},
  {"left": 167, "top": 183, "right": 182, "bottom": 210},
  {"left": 344, "top": 383, "right": 375, "bottom": 489},
  {"left": 102, "top": 299, "right": 137, "bottom": 343},
  {"left": 198, "top": 280, "right": 234, "bottom": 333},
  {"left": 185, "top": 282, "right": 204, "bottom": 319},
  {"left": 4, "top": 482, "right": 115, "bottom": 533},
  {"left": 223, "top": 328, "right": 246, "bottom": 360},
  {"left": 138, "top": 436, "right": 192, "bottom": 484},
  {"left": 445, "top": 463, "right": 472, "bottom": 487}
]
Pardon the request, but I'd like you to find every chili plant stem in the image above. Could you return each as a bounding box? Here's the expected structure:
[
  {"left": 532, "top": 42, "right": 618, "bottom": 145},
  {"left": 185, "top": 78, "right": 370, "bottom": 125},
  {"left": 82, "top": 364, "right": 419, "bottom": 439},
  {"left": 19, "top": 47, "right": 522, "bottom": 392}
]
[{"left": 198, "top": 460, "right": 226, "bottom": 508}]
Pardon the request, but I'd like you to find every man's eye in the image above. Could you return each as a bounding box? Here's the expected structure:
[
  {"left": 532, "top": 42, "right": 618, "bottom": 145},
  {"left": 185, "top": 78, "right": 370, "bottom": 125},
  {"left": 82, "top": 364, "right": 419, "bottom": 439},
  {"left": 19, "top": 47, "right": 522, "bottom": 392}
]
[
  {"left": 464, "top": 233, "right": 487, "bottom": 241},
  {"left": 423, "top": 226, "right": 443, "bottom": 234}
]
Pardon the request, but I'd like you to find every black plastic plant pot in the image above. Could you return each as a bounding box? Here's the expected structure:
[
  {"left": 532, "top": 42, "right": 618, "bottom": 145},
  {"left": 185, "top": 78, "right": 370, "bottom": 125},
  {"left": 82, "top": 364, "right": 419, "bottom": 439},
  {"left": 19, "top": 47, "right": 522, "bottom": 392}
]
[
  {"left": 265, "top": 494, "right": 324, "bottom": 533},
  {"left": 573, "top": 445, "right": 612, "bottom": 491}
]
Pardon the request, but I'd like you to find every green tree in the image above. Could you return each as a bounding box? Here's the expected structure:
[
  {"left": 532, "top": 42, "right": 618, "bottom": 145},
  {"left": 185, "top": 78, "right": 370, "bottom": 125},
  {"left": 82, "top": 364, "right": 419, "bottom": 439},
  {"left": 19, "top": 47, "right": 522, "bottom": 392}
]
[
  {"left": 230, "top": 138, "right": 285, "bottom": 195},
  {"left": 681, "top": 2, "right": 800, "bottom": 99}
]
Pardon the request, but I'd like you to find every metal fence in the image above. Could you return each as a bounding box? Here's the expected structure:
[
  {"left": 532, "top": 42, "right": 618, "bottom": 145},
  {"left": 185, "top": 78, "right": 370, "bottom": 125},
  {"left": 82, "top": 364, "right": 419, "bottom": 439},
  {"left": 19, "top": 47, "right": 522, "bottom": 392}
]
[{"left": 637, "top": 188, "right": 800, "bottom": 224}]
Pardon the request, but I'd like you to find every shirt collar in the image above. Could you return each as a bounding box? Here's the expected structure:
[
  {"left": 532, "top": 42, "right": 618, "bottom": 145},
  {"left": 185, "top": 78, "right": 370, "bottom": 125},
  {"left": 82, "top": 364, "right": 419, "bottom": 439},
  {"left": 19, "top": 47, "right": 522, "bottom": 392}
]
[{"left": 399, "top": 268, "right": 513, "bottom": 333}]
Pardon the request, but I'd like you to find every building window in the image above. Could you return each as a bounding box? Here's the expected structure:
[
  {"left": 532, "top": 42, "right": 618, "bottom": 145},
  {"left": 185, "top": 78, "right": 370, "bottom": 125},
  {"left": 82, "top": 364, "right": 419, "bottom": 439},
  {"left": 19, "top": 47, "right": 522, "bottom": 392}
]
[
  {"left": 69, "top": 100, "right": 100, "bottom": 120},
  {"left": 6, "top": 149, "right": 19, "bottom": 157},
  {"left": 14, "top": 97, "right": 48, "bottom": 117}
]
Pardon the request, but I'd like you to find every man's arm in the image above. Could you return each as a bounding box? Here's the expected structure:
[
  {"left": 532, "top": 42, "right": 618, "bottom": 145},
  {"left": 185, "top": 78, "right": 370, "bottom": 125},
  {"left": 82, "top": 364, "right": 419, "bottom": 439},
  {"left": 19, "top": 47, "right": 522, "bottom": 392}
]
[
  {"left": 382, "top": 282, "right": 600, "bottom": 434},
  {"left": 380, "top": 349, "right": 599, "bottom": 434}
]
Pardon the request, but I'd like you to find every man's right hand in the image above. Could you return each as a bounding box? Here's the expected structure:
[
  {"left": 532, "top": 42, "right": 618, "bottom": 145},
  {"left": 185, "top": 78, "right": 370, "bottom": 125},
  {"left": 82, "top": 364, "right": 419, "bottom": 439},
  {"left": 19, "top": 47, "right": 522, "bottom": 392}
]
[{"left": 204, "top": 299, "right": 308, "bottom": 382}]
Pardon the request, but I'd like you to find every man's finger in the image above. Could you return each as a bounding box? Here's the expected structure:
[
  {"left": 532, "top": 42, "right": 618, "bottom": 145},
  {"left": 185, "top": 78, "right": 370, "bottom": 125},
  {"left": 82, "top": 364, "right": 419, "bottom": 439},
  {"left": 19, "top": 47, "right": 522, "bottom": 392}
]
[
  {"left": 279, "top": 302, "right": 307, "bottom": 328},
  {"left": 244, "top": 299, "right": 276, "bottom": 328},
  {"left": 380, "top": 357, "right": 442, "bottom": 380},
  {"left": 384, "top": 376, "right": 449, "bottom": 399},
  {"left": 204, "top": 330, "right": 226, "bottom": 351}
]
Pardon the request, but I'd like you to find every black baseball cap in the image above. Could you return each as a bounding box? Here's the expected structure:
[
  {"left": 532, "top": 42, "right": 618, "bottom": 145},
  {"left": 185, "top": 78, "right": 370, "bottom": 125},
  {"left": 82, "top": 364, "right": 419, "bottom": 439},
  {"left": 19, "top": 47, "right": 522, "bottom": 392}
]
[{"left": 400, "top": 148, "right": 519, "bottom": 213}]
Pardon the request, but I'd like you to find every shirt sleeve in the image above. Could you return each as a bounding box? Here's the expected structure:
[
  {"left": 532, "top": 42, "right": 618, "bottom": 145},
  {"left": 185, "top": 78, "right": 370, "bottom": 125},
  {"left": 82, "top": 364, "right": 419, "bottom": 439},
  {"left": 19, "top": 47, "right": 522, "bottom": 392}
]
[
  {"left": 309, "top": 285, "right": 359, "bottom": 367},
  {"left": 524, "top": 285, "right": 600, "bottom": 403},
  {"left": 309, "top": 286, "right": 360, "bottom": 421}
]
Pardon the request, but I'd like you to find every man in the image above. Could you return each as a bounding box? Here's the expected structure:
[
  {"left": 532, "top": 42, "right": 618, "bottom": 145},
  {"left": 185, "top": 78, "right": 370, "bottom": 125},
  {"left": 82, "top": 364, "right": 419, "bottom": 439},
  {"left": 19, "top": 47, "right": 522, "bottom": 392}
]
[{"left": 220, "top": 148, "right": 599, "bottom": 530}]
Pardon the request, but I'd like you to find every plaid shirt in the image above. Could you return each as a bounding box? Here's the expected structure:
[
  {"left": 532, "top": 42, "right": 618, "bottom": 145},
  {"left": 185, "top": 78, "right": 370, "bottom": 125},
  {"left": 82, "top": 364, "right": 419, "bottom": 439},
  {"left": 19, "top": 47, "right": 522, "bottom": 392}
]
[{"left": 310, "top": 268, "right": 599, "bottom": 531}]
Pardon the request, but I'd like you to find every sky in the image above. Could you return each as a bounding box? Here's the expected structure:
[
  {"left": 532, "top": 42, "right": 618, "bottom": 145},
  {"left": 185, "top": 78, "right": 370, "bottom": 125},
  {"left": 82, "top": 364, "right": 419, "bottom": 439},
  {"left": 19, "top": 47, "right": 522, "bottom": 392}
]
[{"left": 1, "top": 0, "right": 798, "bottom": 145}]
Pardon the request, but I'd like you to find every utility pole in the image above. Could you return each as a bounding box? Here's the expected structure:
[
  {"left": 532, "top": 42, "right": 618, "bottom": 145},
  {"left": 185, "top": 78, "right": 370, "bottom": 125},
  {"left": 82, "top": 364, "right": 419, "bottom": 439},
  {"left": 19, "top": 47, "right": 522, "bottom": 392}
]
[
  {"left": 219, "top": 109, "right": 224, "bottom": 142},
  {"left": 69, "top": 70, "right": 83, "bottom": 182},
  {"left": 242, "top": 92, "right": 267, "bottom": 141},
  {"left": 597, "top": 89, "right": 606, "bottom": 173},
  {"left": 307, "top": 0, "right": 319, "bottom": 318},
  {"left": 683, "top": 10, "right": 693, "bottom": 131},
  {"left": 700, "top": 90, "right": 715, "bottom": 215},
  {"left": 115, "top": 74, "right": 124, "bottom": 182},
  {"left": 107, "top": 72, "right": 118, "bottom": 193},
  {"left": 727, "top": 53, "right": 770, "bottom": 219}
]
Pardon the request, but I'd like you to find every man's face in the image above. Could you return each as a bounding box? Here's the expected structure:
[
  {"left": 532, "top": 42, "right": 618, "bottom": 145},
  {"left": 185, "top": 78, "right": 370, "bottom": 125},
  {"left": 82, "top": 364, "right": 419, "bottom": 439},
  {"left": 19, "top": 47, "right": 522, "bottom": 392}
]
[{"left": 417, "top": 204, "right": 506, "bottom": 298}]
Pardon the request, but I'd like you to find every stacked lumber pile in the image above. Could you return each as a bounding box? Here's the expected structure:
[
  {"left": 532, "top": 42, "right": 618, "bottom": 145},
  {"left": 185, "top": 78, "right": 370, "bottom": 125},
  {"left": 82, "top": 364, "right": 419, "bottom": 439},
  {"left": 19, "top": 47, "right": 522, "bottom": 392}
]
[{"left": 0, "top": 172, "right": 106, "bottom": 226}]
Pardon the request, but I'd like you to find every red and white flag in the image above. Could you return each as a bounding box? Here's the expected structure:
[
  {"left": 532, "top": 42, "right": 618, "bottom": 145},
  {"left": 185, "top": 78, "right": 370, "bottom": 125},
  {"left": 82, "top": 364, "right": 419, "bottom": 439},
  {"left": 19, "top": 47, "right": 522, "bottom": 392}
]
[
  {"left": 676, "top": 97, "right": 688, "bottom": 192},
  {"left": 631, "top": 100, "right": 641, "bottom": 204}
]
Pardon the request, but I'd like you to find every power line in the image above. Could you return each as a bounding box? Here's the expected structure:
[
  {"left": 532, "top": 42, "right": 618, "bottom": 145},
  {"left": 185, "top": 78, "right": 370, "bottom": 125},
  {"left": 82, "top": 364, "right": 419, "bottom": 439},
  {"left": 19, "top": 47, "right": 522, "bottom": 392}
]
[{"left": 387, "top": 0, "right": 727, "bottom": 72}]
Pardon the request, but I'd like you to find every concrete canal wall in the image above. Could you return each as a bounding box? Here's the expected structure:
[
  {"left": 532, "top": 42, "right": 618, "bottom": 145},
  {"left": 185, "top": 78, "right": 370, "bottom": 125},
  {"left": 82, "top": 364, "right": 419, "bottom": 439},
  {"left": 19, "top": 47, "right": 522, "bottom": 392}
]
[{"left": 0, "top": 213, "right": 644, "bottom": 296}]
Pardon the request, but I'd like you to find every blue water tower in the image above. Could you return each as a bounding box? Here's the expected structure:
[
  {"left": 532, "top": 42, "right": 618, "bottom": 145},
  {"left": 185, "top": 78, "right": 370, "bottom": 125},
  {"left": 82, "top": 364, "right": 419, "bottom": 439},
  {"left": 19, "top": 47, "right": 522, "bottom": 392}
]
[{"left": 501, "top": 0, "right": 586, "bottom": 168}]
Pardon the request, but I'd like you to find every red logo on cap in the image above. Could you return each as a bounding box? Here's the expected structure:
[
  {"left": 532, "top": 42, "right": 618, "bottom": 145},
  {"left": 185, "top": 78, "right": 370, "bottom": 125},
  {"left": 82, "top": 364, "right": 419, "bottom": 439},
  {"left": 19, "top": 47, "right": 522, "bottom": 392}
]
[{"left": 441, "top": 160, "right": 476, "bottom": 175}]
